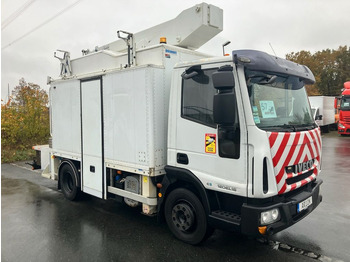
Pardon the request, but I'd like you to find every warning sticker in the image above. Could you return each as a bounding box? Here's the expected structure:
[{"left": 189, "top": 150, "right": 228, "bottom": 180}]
[{"left": 205, "top": 134, "right": 216, "bottom": 154}]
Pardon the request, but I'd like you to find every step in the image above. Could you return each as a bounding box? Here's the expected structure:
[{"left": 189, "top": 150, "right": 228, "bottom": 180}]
[{"left": 210, "top": 210, "right": 241, "bottom": 225}]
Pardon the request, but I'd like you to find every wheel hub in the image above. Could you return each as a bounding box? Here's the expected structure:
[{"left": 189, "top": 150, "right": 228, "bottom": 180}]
[{"left": 171, "top": 203, "right": 195, "bottom": 231}]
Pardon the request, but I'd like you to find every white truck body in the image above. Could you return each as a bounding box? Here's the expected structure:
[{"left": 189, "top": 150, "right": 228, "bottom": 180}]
[
  {"left": 309, "top": 96, "right": 335, "bottom": 130},
  {"left": 51, "top": 45, "right": 210, "bottom": 201},
  {"left": 39, "top": 2, "right": 323, "bottom": 244}
]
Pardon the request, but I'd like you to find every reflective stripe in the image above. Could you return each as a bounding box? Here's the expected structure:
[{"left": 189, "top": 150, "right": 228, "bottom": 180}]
[{"left": 267, "top": 129, "right": 321, "bottom": 194}]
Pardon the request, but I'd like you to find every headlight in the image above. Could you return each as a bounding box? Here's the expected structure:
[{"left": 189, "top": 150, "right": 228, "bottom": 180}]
[
  {"left": 260, "top": 208, "right": 280, "bottom": 225},
  {"left": 339, "top": 123, "right": 345, "bottom": 128}
]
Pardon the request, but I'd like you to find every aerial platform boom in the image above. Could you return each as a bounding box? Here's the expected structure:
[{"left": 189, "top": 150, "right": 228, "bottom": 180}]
[{"left": 94, "top": 3, "right": 223, "bottom": 53}]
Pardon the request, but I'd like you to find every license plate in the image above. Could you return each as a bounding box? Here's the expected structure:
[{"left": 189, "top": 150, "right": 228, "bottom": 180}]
[{"left": 297, "top": 196, "right": 313, "bottom": 212}]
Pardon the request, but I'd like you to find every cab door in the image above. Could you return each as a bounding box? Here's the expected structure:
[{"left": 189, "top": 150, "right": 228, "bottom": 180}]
[{"left": 174, "top": 64, "right": 247, "bottom": 197}]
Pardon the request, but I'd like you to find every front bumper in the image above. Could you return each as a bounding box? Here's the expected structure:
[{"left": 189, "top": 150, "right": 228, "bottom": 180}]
[
  {"left": 241, "top": 179, "right": 323, "bottom": 236},
  {"left": 338, "top": 121, "right": 350, "bottom": 134}
]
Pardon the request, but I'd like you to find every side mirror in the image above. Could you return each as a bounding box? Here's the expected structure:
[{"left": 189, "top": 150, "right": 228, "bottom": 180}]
[
  {"left": 212, "top": 66, "right": 236, "bottom": 125},
  {"left": 213, "top": 92, "right": 236, "bottom": 125},
  {"left": 212, "top": 70, "right": 235, "bottom": 91}
]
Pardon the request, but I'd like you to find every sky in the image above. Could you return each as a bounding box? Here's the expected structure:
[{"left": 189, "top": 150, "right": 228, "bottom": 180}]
[{"left": 1, "top": 0, "right": 350, "bottom": 100}]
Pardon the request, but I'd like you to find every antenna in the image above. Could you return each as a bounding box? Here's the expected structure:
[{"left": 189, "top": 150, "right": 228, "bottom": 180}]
[{"left": 269, "top": 42, "right": 277, "bottom": 57}]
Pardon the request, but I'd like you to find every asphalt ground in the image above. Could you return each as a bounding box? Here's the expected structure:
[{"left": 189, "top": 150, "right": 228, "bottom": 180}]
[{"left": 2, "top": 131, "right": 349, "bottom": 262}]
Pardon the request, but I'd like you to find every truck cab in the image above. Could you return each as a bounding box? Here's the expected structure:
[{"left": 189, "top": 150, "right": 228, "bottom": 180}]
[
  {"left": 337, "top": 81, "right": 350, "bottom": 135},
  {"left": 160, "top": 50, "right": 322, "bottom": 243}
]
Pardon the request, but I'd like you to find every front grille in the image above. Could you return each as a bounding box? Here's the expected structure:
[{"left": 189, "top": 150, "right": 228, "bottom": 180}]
[
  {"left": 344, "top": 116, "right": 350, "bottom": 123},
  {"left": 286, "top": 170, "right": 314, "bottom": 185}
]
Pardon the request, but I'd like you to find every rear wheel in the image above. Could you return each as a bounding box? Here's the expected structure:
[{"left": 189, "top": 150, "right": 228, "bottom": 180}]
[
  {"left": 60, "top": 163, "right": 80, "bottom": 201},
  {"left": 164, "top": 188, "right": 211, "bottom": 245}
]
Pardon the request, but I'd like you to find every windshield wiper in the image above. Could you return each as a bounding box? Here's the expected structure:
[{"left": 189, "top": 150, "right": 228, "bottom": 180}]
[
  {"left": 262, "top": 124, "right": 296, "bottom": 132},
  {"left": 293, "top": 123, "right": 317, "bottom": 131}
]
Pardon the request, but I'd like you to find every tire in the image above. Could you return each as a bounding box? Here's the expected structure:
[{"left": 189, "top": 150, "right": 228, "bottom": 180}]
[
  {"left": 164, "top": 188, "right": 210, "bottom": 245},
  {"left": 60, "top": 163, "right": 80, "bottom": 201}
]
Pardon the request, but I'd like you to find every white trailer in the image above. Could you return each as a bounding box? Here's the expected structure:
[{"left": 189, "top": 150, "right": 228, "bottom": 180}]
[
  {"left": 309, "top": 96, "right": 336, "bottom": 132},
  {"left": 41, "top": 2, "right": 323, "bottom": 245}
]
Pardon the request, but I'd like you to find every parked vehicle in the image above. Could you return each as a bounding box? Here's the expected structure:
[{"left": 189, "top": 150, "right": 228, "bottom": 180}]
[
  {"left": 335, "top": 96, "right": 341, "bottom": 123},
  {"left": 336, "top": 82, "right": 350, "bottom": 135},
  {"left": 309, "top": 96, "right": 336, "bottom": 132},
  {"left": 37, "top": 3, "right": 323, "bottom": 244}
]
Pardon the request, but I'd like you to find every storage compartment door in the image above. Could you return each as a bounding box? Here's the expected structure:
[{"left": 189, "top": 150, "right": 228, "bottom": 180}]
[{"left": 81, "top": 79, "right": 103, "bottom": 198}]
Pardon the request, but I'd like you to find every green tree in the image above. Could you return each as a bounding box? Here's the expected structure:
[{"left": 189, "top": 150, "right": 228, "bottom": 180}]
[
  {"left": 336, "top": 46, "right": 350, "bottom": 85},
  {"left": 286, "top": 46, "right": 350, "bottom": 96},
  {"left": 286, "top": 50, "right": 320, "bottom": 95},
  {"left": 1, "top": 78, "right": 49, "bottom": 162}
]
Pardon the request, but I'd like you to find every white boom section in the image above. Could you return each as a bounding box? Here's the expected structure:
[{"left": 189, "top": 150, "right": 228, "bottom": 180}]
[{"left": 95, "top": 2, "right": 223, "bottom": 52}]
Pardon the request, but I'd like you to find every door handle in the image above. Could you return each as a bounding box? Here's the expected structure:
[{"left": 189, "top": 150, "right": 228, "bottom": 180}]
[{"left": 177, "top": 153, "right": 189, "bottom": 165}]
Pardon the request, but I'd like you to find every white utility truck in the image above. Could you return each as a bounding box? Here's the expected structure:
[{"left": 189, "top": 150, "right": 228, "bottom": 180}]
[
  {"left": 43, "top": 3, "right": 323, "bottom": 244},
  {"left": 309, "top": 96, "right": 336, "bottom": 132}
]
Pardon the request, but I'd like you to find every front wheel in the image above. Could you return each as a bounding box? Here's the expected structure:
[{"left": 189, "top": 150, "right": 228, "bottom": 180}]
[{"left": 164, "top": 188, "right": 211, "bottom": 245}]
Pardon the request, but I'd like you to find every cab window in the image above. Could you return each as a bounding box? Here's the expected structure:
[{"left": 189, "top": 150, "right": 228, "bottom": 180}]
[{"left": 181, "top": 69, "right": 217, "bottom": 127}]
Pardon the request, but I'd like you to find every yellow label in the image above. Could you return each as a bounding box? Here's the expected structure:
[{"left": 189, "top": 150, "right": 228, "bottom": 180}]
[
  {"left": 205, "top": 133, "right": 216, "bottom": 154},
  {"left": 143, "top": 176, "right": 148, "bottom": 183}
]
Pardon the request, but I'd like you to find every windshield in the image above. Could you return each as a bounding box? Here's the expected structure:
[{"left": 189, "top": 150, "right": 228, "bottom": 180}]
[
  {"left": 246, "top": 70, "right": 315, "bottom": 131},
  {"left": 340, "top": 96, "right": 350, "bottom": 110}
]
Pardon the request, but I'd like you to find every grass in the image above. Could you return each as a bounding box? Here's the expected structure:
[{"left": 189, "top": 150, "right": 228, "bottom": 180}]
[{"left": 1, "top": 147, "right": 36, "bottom": 163}]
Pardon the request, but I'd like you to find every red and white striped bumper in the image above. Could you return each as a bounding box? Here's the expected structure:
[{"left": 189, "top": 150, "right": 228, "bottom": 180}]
[{"left": 268, "top": 128, "right": 322, "bottom": 195}]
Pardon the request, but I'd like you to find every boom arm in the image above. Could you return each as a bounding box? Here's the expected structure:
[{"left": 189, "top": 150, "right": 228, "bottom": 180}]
[{"left": 95, "top": 3, "right": 223, "bottom": 53}]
